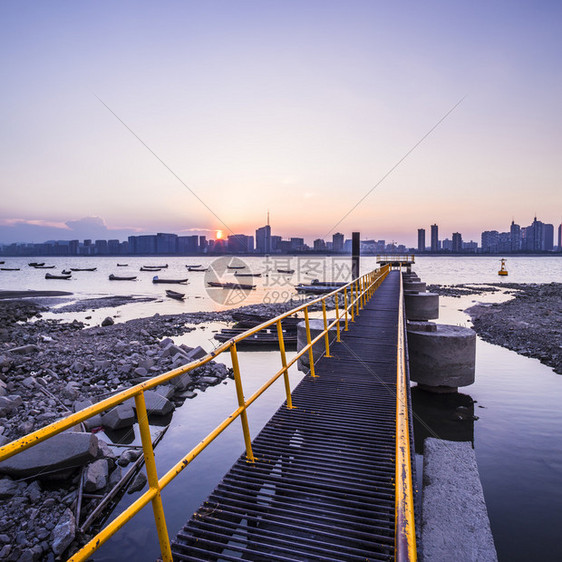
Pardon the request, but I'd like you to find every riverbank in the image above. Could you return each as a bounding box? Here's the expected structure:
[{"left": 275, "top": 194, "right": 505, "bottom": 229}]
[
  {"left": 0, "top": 292, "right": 317, "bottom": 560},
  {"left": 465, "top": 282, "right": 562, "bottom": 375}
]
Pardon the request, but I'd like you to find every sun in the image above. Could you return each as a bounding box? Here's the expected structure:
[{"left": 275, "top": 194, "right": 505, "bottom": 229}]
[{"left": 216, "top": 230, "right": 223, "bottom": 240}]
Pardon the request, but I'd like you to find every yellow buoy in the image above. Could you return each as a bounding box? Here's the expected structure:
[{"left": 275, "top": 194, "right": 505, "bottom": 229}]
[{"left": 498, "top": 258, "right": 508, "bottom": 276}]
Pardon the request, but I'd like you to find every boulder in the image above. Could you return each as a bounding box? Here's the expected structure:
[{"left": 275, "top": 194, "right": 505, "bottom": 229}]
[
  {"left": 101, "top": 403, "right": 136, "bottom": 431},
  {"left": 169, "top": 372, "right": 193, "bottom": 390},
  {"left": 73, "top": 399, "right": 103, "bottom": 431},
  {"left": 184, "top": 346, "right": 207, "bottom": 361},
  {"left": 0, "top": 478, "right": 18, "bottom": 499},
  {"left": 0, "top": 395, "right": 23, "bottom": 417},
  {"left": 51, "top": 509, "right": 76, "bottom": 557},
  {"left": 0, "top": 432, "right": 99, "bottom": 479},
  {"left": 101, "top": 316, "right": 114, "bottom": 327},
  {"left": 84, "top": 459, "right": 109, "bottom": 492},
  {"left": 131, "top": 391, "right": 174, "bottom": 417}
]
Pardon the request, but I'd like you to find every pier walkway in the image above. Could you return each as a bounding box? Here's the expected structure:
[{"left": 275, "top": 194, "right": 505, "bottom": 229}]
[{"left": 171, "top": 270, "right": 415, "bottom": 561}]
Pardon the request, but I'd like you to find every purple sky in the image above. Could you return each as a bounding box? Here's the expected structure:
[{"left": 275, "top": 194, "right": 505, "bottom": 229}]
[{"left": 1, "top": 1, "right": 561, "bottom": 245}]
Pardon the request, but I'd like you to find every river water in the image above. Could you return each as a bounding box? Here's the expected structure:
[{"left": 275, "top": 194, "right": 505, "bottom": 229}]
[{"left": 2, "top": 254, "right": 561, "bottom": 560}]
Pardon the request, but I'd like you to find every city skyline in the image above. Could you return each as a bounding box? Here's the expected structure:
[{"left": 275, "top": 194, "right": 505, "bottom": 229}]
[
  {"left": 2, "top": 213, "right": 560, "bottom": 256},
  {"left": 2, "top": 2, "right": 562, "bottom": 244}
]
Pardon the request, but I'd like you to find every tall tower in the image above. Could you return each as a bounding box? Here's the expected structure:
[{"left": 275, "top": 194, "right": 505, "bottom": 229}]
[
  {"left": 430, "top": 224, "right": 439, "bottom": 252},
  {"left": 417, "top": 229, "right": 426, "bottom": 252}
]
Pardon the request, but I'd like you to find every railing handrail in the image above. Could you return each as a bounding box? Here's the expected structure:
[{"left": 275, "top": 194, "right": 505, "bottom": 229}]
[
  {"left": 0, "top": 265, "right": 391, "bottom": 562},
  {"left": 395, "top": 269, "right": 417, "bottom": 561}
]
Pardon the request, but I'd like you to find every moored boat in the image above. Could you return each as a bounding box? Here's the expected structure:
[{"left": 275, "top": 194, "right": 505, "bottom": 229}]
[
  {"left": 152, "top": 276, "right": 188, "bottom": 284},
  {"left": 1, "top": 267, "right": 20, "bottom": 271},
  {"left": 45, "top": 273, "right": 71, "bottom": 280},
  {"left": 143, "top": 264, "right": 168, "bottom": 269},
  {"left": 28, "top": 262, "right": 45, "bottom": 267},
  {"left": 207, "top": 281, "right": 255, "bottom": 290},
  {"left": 186, "top": 266, "right": 208, "bottom": 272},
  {"left": 117, "top": 263, "right": 128, "bottom": 267},
  {"left": 277, "top": 268, "right": 295, "bottom": 274},
  {"left": 70, "top": 267, "right": 97, "bottom": 272},
  {"left": 295, "top": 279, "right": 346, "bottom": 294},
  {"left": 61, "top": 270, "right": 71, "bottom": 275},
  {"left": 109, "top": 274, "right": 137, "bottom": 281},
  {"left": 33, "top": 265, "right": 56, "bottom": 269},
  {"left": 185, "top": 264, "right": 201, "bottom": 268},
  {"left": 226, "top": 265, "right": 245, "bottom": 269},
  {"left": 234, "top": 272, "right": 262, "bottom": 277},
  {"left": 140, "top": 266, "right": 163, "bottom": 272},
  {"left": 165, "top": 289, "right": 185, "bottom": 300}
]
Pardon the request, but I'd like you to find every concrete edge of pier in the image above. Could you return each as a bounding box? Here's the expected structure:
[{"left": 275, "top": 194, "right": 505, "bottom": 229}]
[{"left": 421, "top": 437, "right": 498, "bottom": 562}]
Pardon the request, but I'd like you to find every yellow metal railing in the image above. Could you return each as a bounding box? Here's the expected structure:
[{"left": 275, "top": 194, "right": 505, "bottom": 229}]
[
  {"left": 0, "top": 265, "right": 390, "bottom": 561},
  {"left": 395, "top": 269, "right": 417, "bottom": 561}
]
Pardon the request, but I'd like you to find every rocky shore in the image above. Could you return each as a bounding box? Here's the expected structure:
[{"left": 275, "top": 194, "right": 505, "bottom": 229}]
[
  {"left": 0, "top": 293, "right": 326, "bottom": 560},
  {"left": 465, "top": 282, "right": 562, "bottom": 375}
]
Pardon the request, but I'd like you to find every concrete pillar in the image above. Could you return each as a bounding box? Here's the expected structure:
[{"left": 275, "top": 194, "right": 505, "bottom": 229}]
[
  {"left": 297, "top": 319, "right": 338, "bottom": 372},
  {"left": 404, "top": 281, "right": 426, "bottom": 292},
  {"left": 407, "top": 322, "right": 476, "bottom": 392},
  {"left": 404, "top": 292, "right": 439, "bottom": 321}
]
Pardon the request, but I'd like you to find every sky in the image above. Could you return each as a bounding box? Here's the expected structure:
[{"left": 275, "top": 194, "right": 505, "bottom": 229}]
[{"left": 1, "top": 0, "right": 561, "bottom": 246}]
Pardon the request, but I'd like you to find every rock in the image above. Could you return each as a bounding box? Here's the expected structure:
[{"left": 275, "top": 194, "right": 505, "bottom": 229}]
[
  {"left": 0, "top": 478, "right": 18, "bottom": 499},
  {"left": 101, "top": 403, "right": 136, "bottom": 431},
  {"left": 73, "top": 399, "right": 103, "bottom": 431},
  {"left": 0, "top": 432, "right": 99, "bottom": 479},
  {"left": 25, "top": 480, "right": 42, "bottom": 502},
  {"left": 21, "top": 376, "right": 36, "bottom": 389},
  {"left": 128, "top": 471, "right": 147, "bottom": 493},
  {"left": 168, "top": 372, "right": 193, "bottom": 391},
  {"left": 131, "top": 391, "right": 174, "bottom": 416},
  {"left": 101, "top": 317, "right": 115, "bottom": 327},
  {"left": 51, "top": 508, "right": 75, "bottom": 557},
  {"left": 109, "top": 465, "right": 123, "bottom": 487},
  {"left": 153, "top": 385, "right": 176, "bottom": 400},
  {"left": 84, "top": 459, "right": 109, "bottom": 492},
  {"left": 184, "top": 346, "right": 207, "bottom": 361},
  {"left": 62, "top": 382, "right": 80, "bottom": 400},
  {"left": 0, "top": 395, "right": 23, "bottom": 417}
]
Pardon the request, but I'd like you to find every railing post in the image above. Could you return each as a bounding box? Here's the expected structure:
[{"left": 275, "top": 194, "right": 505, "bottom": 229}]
[
  {"left": 134, "top": 392, "right": 172, "bottom": 562},
  {"left": 322, "top": 300, "right": 332, "bottom": 358},
  {"left": 304, "top": 307, "right": 317, "bottom": 377},
  {"left": 350, "top": 283, "right": 355, "bottom": 322},
  {"left": 230, "top": 344, "right": 255, "bottom": 462},
  {"left": 344, "top": 287, "right": 349, "bottom": 331},
  {"left": 355, "top": 279, "right": 360, "bottom": 316},
  {"left": 335, "top": 293, "right": 341, "bottom": 342},
  {"left": 276, "top": 319, "right": 293, "bottom": 409}
]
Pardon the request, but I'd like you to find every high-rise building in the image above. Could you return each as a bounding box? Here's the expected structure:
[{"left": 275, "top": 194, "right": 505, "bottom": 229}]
[
  {"left": 332, "top": 233, "right": 344, "bottom": 252},
  {"left": 417, "top": 229, "right": 425, "bottom": 252},
  {"left": 481, "top": 231, "right": 499, "bottom": 253},
  {"left": 313, "top": 238, "right": 326, "bottom": 251},
  {"left": 178, "top": 235, "right": 199, "bottom": 254},
  {"left": 558, "top": 223, "right": 562, "bottom": 251},
  {"left": 156, "top": 233, "right": 178, "bottom": 254},
  {"left": 255, "top": 225, "right": 272, "bottom": 254},
  {"left": 452, "top": 233, "right": 462, "bottom": 253},
  {"left": 430, "top": 224, "right": 439, "bottom": 252},
  {"left": 510, "top": 221, "right": 521, "bottom": 252},
  {"left": 227, "top": 234, "right": 254, "bottom": 253}
]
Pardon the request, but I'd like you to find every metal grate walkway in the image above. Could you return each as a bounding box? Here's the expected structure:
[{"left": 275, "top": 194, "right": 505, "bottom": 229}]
[{"left": 171, "top": 271, "right": 403, "bottom": 561}]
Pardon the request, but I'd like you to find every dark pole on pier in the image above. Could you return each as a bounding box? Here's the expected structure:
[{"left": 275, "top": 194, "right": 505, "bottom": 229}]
[{"left": 352, "top": 232, "right": 360, "bottom": 279}]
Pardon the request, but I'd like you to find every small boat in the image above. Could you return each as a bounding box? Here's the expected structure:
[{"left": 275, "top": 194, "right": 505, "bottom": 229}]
[
  {"left": 140, "top": 266, "right": 163, "bottom": 272},
  {"left": 165, "top": 289, "right": 185, "bottom": 300},
  {"left": 143, "top": 264, "right": 168, "bottom": 269},
  {"left": 207, "top": 281, "right": 255, "bottom": 290},
  {"left": 152, "top": 276, "right": 188, "bottom": 284},
  {"left": 70, "top": 267, "right": 97, "bottom": 272},
  {"left": 45, "top": 273, "right": 71, "bottom": 280},
  {"left": 185, "top": 264, "right": 201, "bottom": 268},
  {"left": 117, "top": 263, "right": 128, "bottom": 267},
  {"left": 0, "top": 261, "right": 4, "bottom": 264},
  {"left": 277, "top": 269, "right": 295, "bottom": 274},
  {"left": 295, "top": 279, "right": 346, "bottom": 294},
  {"left": 187, "top": 267, "right": 208, "bottom": 272},
  {"left": 1, "top": 267, "right": 20, "bottom": 271},
  {"left": 109, "top": 274, "right": 137, "bottom": 281},
  {"left": 61, "top": 269, "right": 72, "bottom": 275},
  {"left": 498, "top": 258, "right": 508, "bottom": 276},
  {"left": 226, "top": 265, "right": 246, "bottom": 270},
  {"left": 33, "top": 265, "right": 56, "bottom": 269},
  {"left": 28, "top": 262, "right": 45, "bottom": 267},
  {"left": 234, "top": 272, "right": 262, "bottom": 277}
]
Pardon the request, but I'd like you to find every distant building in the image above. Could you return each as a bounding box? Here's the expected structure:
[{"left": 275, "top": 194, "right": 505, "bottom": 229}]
[
  {"left": 558, "top": 223, "right": 562, "bottom": 251},
  {"left": 255, "top": 225, "right": 272, "bottom": 254},
  {"left": 178, "top": 235, "right": 199, "bottom": 254},
  {"left": 199, "top": 236, "right": 207, "bottom": 252},
  {"left": 510, "top": 221, "right": 521, "bottom": 252},
  {"left": 313, "top": 238, "right": 326, "bottom": 251},
  {"left": 227, "top": 234, "right": 254, "bottom": 253},
  {"left": 332, "top": 233, "right": 344, "bottom": 253},
  {"left": 95, "top": 239, "right": 108, "bottom": 255},
  {"left": 442, "top": 238, "right": 452, "bottom": 251},
  {"left": 108, "top": 239, "right": 120, "bottom": 255},
  {"left": 452, "top": 233, "right": 462, "bottom": 253},
  {"left": 430, "top": 224, "right": 439, "bottom": 252},
  {"left": 270, "top": 235, "right": 282, "bottom": 253},
  {"left": 156, "top": 233, "right": 178, "bottom": 254},
  {"left": 481, "top": 230, "right": 499, "bottom": 253},
  {"left": 417, "top": 229, "right": 425, "bottom": 252}
]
